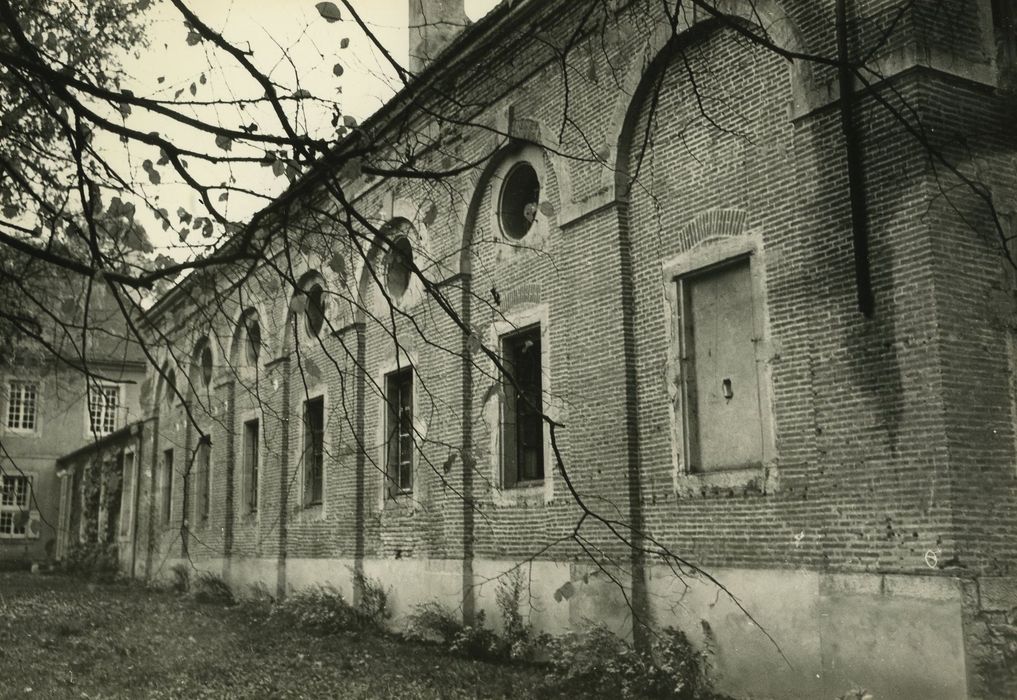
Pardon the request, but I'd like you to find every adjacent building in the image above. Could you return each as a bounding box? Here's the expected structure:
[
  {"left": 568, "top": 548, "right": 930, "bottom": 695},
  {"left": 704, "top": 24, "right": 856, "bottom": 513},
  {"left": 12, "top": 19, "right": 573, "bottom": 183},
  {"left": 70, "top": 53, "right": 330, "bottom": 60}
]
[{"left": 1, "top": 284, "right": 146, "bottom": 564}]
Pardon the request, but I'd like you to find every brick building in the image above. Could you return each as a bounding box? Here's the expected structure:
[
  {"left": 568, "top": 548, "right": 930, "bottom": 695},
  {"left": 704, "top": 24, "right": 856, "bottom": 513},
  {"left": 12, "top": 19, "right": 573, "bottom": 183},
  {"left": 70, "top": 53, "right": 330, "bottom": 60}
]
[{"left": 122, "top": 1, "right": 1017, "bottom": 696}]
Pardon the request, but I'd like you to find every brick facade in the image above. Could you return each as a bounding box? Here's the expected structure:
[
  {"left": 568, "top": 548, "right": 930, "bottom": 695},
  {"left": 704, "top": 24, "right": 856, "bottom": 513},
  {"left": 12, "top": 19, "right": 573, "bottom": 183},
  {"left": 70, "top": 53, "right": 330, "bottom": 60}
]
[{"left": 123, "top": 1, "right": 1017, "bottom": 696}]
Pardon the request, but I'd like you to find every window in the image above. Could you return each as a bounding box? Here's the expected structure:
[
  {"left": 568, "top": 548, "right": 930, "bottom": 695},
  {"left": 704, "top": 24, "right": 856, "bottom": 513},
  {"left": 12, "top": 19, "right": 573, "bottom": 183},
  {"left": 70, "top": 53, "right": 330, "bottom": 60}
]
[
  {"left": 243, "top": 419, "right": 259, "bottom": 512},
  {"left": 163, "top": 369, "right": 176, "bottom": 408},
  {"left": 196, "top": 341, "right": 214, "bottom": 388},
  {"left": 242, "top": 314, "right": 262, "bottom": 365},
  {"left": 386, "top": 237, "right": 413, "bottom": 299},
  {"left": 499, "top": 161, "right": 540, "bottom": 239},
  {"left": 0, "top": 475, "right": 31, "bottom": 537},
  {"left": 385, "top": 368, "right": 413, "bottom": 494},
  {"left": 195, "top": 440, "right": 211, "bottom": 522},
  {"left": 304, "top": 397, "right": 325, "bottom": 505},
  {"left": 119, "top": 452, "right": 135, "bottom": 537},
  {"left": 161, "top": 449, "right": 174, "bottom": 525},
  {"left": 993, "top": 0, "right": 1017, "bottom": 69},
  {"left": 677, "top": 257, "right": 764, "bottom": 472},
  {"left": 502, "top": 326, "right": 544, "bottom": 486},
  {"left": 6, "top": 381, "right": 38, "bottom": 431},
  {"left": 88, "top": 384, "right": 120, "bottom": 435},
  {"left": 305, "top": 283, "right": 327, "bottom": 337}
]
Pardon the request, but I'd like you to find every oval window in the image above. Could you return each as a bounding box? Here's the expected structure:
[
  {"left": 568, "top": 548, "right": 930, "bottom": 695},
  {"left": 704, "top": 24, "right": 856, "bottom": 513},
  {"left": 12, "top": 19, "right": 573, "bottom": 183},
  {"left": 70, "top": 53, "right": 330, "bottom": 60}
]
[
  {"left": 200, "top": 345, "right": 213, "bottom": 387},
  {"left": 499, "top": 162, "right": 540, "bottom": 240},
  {"left": 305, "top": 283, "right": 327, "bottom": 337},
  {"left": 245, "top": 319, "right": 261, "bottom": 365},
  {"left": 386, "top": 237, "right": 413, "bottom": 298}
]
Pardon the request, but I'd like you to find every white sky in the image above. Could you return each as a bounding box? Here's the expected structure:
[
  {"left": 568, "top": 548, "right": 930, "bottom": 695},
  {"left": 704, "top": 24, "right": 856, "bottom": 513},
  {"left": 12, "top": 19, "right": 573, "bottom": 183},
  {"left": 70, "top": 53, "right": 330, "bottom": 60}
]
[{"left": 108, "top": 0, "right": 500, "bottom": 258}]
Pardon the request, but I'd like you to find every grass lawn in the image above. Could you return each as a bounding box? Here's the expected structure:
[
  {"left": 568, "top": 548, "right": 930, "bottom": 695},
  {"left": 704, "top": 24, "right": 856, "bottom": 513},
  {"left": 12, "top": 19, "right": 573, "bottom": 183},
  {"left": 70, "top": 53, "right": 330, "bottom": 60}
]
[{"left": 0, "top": 572, "right": 552, "bottom": 699}]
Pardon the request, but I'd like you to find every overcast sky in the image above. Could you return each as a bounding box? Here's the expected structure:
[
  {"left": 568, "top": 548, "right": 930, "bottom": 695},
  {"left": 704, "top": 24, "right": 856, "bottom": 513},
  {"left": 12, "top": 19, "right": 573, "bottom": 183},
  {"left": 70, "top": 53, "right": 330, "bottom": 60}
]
[{"left": 109, "top": 0, "right": 499, "bottom": 259}]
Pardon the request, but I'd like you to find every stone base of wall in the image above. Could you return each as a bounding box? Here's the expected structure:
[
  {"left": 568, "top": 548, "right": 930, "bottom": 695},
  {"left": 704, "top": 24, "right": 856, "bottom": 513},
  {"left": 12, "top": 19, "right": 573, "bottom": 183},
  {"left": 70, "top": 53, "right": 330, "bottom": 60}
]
[{"left": 152, "top": 557, "right": 972, "bottom": 699}]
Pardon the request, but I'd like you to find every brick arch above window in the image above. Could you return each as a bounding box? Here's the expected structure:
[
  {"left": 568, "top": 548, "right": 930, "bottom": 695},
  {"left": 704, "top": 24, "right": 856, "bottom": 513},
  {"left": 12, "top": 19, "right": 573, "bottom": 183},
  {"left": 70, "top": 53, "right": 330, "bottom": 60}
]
[{"left": 678, "top": 209, "right": 748, "bottom": 252}]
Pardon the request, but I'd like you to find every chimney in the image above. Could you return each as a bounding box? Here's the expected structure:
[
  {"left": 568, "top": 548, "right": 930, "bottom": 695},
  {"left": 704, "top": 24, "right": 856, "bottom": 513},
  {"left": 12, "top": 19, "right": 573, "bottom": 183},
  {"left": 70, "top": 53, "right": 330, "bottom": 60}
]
[{"left": 408, "top": 0, "right": 469, "bottom": 74}]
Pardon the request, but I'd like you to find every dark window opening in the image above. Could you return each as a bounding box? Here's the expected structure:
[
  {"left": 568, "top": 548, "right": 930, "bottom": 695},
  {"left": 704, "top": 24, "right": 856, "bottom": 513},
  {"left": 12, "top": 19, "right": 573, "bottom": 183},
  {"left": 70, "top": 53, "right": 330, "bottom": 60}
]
[
  {"left": 200, "top": 344, "right": 213, "bottom": 387},
  {"left": 502, "top": 326, "right": 544, "bottom": 486},
  {"left": 385, "top": 368, "right": 413, "bottom": 494},
  {"left": 499, "top": 162, "right": 540, "bottom": 240},
  {"left": 305, "top": 283, "right": 327, "bottom": 337},
  {"left": 162, "top": 449, "right": 173, "bottom": 525},
  {"left": 163, "top": 370, "right": 176, "bottom": 408},
  {"left": 197, "top": 440, "right": 211, "bottom": 522},
  {"left": 243, "top": 419, "right": 259, "bottom": 512},
  {"left": 304, "top": 397, "right": 325, "bottom": 505},
  {"left": 993, "top": 0, "right": 1017, "bottom": 69},
  {"left": 386, "top": 237, "right": 413, "bottom": 298},
  {"left": 245, "top": 318, "right": 262, "bottom": 365}
]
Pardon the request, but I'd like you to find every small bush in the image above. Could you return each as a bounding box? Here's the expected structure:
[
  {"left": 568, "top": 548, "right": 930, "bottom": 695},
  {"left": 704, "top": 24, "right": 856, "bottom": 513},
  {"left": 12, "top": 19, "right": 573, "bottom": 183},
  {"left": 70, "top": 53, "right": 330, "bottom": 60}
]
[
  {"left": 353, "top": 569, "right": 390, "bottom": 628},
  {"left": 406, "top": 601, "right": 464, "bottom": 645},
  {"left": 192, "top": 572, "right": 234, "bottom": 605},
  {"left": 543, "top": 624, "right": 717, "bottom": 699},
  {"left": 170, "top": 563, "right": 190, "bottom": 593},
  {"left": 495, "top": 568, "right": 547, "bottom": 660},
  {"left": 449, "top": 609, "right": 509, "bottom": 661},
  {"left": 272, "top": 576, "right": 389, "bottom": 635},
  {"left": 62, "top": 542, "right": 119, "bottom": 581},
  {"left": 407, "top": 604, "right": 507, "bottom": 661}
]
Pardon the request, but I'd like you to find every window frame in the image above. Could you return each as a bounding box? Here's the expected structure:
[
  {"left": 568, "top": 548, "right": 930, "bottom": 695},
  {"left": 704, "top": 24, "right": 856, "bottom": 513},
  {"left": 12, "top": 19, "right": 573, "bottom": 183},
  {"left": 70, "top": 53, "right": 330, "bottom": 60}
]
[
  {"left": 0, "top": 473, "right": 34, "bottom": 538},
  {"left": 500, "top": 324, "right": 546, "bottom": 488},
  {"left": 194, "top": 439, "right": 211, "bottom": 524},
  {"left": 5, "top": 380, "right": 40, "bottom": 434},
  {"left": 86, "top": 382, "right": 122, "bottom": 438},
  {"left": 661, "top": 234, "right": 777, "bottom": 495},
  {"left": 383, "top": 366, "right": 415, "bottom": 497},
  {"left": 485, "top": 303, "right": 555, "bottom": 506},
  {"left": 119, "top": 450, "right": 136, "bottom": 539},
  {"left": 302, "top": 394, "right": 326, "bottom": 507},
  {"left": 161, "top": 448, "right": 174, "bottom": 526},
  {"left": 242, "top": 417, "right": 260, "bottom": 514}
]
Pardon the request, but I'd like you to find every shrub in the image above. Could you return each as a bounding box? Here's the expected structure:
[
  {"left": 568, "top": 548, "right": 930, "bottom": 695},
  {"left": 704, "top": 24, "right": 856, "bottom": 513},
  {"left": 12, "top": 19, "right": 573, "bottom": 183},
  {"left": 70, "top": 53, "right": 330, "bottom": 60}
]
[
  {"left": 62, "top": 542, "right": 119, "bottom": 581},
  {"left": 170, "top": 563, "right": 190, "bottom": 593},
  {"left": 543, "top": 624, "right": 718, "bottom": 699},
  {"left": 448, "top": 609, "right": 509, "bottom": 661},
  {"left": 406, "top": 601, "right": 464, "bottom": 645},
  {"left": 271, "top": 576, "right": 389, "bottom": 635},
  {"left": 192, "top": 571, "right": 234, "bottom": 605},
  {"left": 494, "top": 568, "right": 548, "bottom": 660},
  {"left": 352, "top": 569, "right": 390, "bottom": 628}
]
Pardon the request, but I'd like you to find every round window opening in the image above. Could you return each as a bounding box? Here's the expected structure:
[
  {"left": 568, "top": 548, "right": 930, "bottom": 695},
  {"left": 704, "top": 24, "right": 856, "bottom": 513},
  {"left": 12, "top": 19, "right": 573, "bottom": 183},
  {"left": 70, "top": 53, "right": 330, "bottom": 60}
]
[
  {"left": 305, "top": 283, "right": 327, "bottom": 337},
  {"left": 386, "top": 237, "right": 413, "bottom": 298},
  {"left": 499, "top": 161, "right": 540, "bottom": 240},
  {"left": 200, "top": 345, "right": 213, "bottom": 387}
]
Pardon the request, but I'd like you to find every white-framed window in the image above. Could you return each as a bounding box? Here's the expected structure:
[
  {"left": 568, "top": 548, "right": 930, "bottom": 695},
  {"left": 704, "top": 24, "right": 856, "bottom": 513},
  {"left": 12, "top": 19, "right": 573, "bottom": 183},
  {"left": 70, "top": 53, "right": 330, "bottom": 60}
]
[
  {"left": 501, "top": 324, "right": 545, "bottom": 487},
  {"left": 485, "top": 303, "right": 555, "bottom": 506},
  {"left": 384, "top": 368, "right": 414, "bottom": 495},
  {"left": 0, "top": 474, "right": 31, "bottom": 537},
  {"left": 87, "top": 383, "right": 120, "bottom": 436},
  {"left": 6, "top": 381, "right": 38, "bottom": 432}
]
